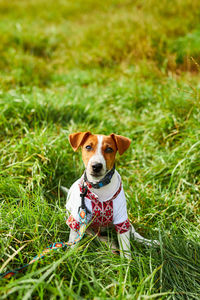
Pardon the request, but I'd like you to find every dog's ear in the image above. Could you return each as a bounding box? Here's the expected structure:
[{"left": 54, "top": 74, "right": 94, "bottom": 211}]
[
  {"left": 110, "top": 133, "right": 131, "bottom": 155},
  {"left": 69, "top": 131, "right": 91, "bottom": 151}
]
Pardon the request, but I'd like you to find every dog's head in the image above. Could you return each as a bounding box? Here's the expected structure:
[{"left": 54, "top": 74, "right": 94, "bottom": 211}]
[{"left": 69, "top": 132, "right": 131, "bottom": 183}]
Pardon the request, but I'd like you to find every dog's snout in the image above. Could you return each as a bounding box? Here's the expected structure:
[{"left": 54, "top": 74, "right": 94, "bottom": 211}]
[{"left": 92, "top": 163, "right": 103, "bottom": 173}]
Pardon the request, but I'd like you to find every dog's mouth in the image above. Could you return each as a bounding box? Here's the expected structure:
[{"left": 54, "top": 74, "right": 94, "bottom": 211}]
[
  {"left": 90, "top": 168, "right": 110, "bottom": 178},
  {"left": 86, "top": 163, "right": 109, "bottom": 183},
  {"left": 85, "top": 167, "right": 115, "bottom": 186},
  {"left": 90, "top": 172, "right": 106, "bottom": 178}
]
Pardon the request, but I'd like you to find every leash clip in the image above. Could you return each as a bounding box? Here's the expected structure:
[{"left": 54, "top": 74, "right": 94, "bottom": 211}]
[
  {"left": 79, "top": 184, "right": 91, "bottom": 215},
  {"left": 80, "top": 185, "right": 88, "bottom": 199},
  {"left": 80, "top": 185, "right": 88, "bottom": 208}
]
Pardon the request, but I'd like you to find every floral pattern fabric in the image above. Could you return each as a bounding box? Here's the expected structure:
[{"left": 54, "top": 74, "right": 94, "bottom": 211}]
[{"left": 67, "top": 182, "right": 130, "bottom": 234}]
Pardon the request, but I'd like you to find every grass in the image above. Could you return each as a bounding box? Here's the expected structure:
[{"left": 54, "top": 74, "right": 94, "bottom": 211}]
[{"left": 0, "top": 0, "right": 200, "bottom": 299}]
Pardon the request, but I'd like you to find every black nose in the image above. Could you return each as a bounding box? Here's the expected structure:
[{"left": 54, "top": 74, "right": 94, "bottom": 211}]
[{"left": 92, "top": 163, "right": 103, "bottom": 173}]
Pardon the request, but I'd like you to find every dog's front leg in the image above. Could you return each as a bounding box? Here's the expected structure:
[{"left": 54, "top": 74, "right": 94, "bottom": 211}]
[
  {"left": 117, "top": 230, "right": 131, "bottom": 259},
  {"left": 68, "top": 229, "right": 78, "bottom": 247}
]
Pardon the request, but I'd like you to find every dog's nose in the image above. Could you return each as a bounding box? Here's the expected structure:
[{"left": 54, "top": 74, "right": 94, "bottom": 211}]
[{"left": 92, "top": 163, "right": 103, "bottom": 173}]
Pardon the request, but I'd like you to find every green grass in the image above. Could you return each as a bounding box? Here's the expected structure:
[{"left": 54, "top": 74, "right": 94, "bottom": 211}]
[{"left": 0, "top": 0, "right": 200, "bottom": 299}]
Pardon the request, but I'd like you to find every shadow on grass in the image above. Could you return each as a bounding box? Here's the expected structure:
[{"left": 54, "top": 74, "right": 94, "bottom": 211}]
[{"left": 0, "top": 97, "right": 100, "bottom": 133}]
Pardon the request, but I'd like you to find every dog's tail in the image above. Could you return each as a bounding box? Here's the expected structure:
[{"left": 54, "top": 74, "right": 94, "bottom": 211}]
[{"left": 60, "top": 186, "right": 69, "bottom": 196}]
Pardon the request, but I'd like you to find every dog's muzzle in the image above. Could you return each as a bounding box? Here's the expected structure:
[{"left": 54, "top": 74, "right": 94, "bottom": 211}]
[{"left": 92, "top": 163, "right": 103, "bottom": 174}]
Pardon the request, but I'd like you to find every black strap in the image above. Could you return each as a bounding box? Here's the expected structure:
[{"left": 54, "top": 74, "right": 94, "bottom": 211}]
[{"left": 80, "top": 185, "right": 88, "bottom": 209}]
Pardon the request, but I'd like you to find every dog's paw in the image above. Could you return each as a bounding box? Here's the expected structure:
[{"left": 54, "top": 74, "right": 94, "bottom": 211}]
[{"left": 152, "top": 239, "right": 160, "bottom": 246}]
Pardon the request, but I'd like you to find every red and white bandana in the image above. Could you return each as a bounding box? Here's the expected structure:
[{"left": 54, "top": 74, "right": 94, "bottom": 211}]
[{"left": 66, "top": 171, "right": 130, "bottom": 234}]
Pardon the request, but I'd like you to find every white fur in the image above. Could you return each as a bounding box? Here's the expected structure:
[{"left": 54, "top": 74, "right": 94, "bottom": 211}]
[{"left": 118, "top": 230, "right": 131, "bottom": 259}]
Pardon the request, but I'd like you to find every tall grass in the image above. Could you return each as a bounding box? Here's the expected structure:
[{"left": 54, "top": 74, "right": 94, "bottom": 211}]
[{"left": 0, "top": 0, "right": 200, "bottom": 299}]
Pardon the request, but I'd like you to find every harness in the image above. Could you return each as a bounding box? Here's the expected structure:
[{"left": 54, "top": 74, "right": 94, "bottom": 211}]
[{"left": 0, "top": 184, "right": 89, "bottom": 279}]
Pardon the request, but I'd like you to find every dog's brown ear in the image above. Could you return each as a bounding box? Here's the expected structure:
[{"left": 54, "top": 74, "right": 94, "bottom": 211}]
[
  {"left": 69, "top": 131, "right": 91, "bottom": 151},
  {"left": 110, "top": 133, "right": 131, "bottom": 155}
]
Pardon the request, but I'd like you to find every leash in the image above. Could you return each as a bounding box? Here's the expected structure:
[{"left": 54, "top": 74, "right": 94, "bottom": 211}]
[{"left": 0, "top": 185, "right": 88, "bottom": 280}]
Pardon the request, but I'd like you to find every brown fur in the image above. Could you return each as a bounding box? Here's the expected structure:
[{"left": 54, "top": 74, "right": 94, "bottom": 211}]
[{"left": 69, "top": 132, "right": 131, "bottom": 170}]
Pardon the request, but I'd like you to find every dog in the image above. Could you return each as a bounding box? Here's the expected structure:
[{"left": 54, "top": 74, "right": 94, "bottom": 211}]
[{"left": 65, "top": 132, "right": 158, "bottom": 259}]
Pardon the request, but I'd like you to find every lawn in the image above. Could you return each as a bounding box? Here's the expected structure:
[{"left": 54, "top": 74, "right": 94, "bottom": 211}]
[{"left": 0, "top": 0, "right": 200, "bottom": 299}]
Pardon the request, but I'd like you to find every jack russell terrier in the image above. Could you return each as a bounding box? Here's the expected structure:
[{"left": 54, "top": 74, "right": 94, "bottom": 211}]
[{"left": 65, "top": 132, "right": 158, "bottom": 259}]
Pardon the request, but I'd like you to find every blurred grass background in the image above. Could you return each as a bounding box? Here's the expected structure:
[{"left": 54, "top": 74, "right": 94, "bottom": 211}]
[{"left": 0, "top": 0, "right": 200, "bottom": 299}]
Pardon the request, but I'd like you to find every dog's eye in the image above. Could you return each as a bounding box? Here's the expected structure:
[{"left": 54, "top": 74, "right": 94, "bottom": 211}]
[
  {"left": 85, "top": 145, "right": 92, "bottom": 150},
  {"left": 105, "top": 147, "right": 113, "bottom": 153}
]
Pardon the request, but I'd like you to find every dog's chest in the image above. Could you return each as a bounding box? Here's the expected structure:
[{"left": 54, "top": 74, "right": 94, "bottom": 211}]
[
  {"left": 90, "top": 198, "right": 113, "bottom": 227},
  {"left": 88, "top": 171, "right": 119, "bottom": 201},
  {"left": 80, "top": 179, "right": 122, "bottom": 224},
  {"left": 66, "top": 170, "right": 129, "bottom": 233}
]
